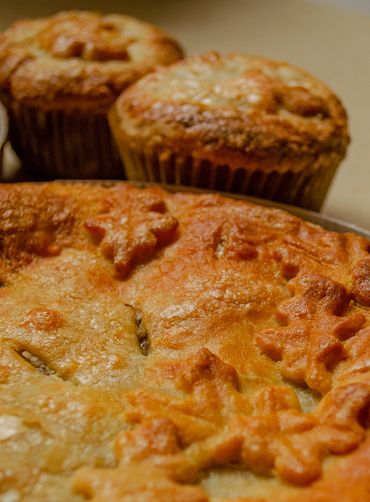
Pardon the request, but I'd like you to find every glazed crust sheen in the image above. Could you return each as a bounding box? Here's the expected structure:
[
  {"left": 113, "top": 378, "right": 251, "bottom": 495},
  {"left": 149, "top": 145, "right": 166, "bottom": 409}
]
[
  {"left": 0, "top": 11, "right": 183, "bottom": 110},
  {"left": 0, "top": 182, "right": 369, "bottom": 502},
  {"left": 111, "top": 52, "right": 349, "bottom": 171}
]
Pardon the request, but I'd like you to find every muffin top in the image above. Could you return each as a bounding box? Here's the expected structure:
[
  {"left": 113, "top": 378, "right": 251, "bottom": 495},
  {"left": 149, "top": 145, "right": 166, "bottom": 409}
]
[
  {"left": 112, "top": 52, "right": 349, "bottom": 169},
  {"left": 0, "top": 10, "right": 183, "bottom": 110}
]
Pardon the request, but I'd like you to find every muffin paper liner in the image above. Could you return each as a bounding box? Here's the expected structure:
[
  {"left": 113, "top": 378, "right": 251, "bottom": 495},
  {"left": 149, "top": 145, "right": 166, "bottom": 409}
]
[
  {"left": 118, "top": 144, "right": 339, "bottom": 211},
  {"left": 4, "top": 101, "right": 124, "bottom": 179}
]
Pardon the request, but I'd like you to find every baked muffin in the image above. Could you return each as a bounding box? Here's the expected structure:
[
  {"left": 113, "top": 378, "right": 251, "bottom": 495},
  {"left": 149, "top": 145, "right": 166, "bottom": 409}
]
[
  {"left": 110, "top": 52, "right": 349, "bottom": 210},
  {"left": 0, "top": 181, "right": 369, "bottom": 501},
  {"left": 0, "top": 11, "right": 183, "bottom": 179}
]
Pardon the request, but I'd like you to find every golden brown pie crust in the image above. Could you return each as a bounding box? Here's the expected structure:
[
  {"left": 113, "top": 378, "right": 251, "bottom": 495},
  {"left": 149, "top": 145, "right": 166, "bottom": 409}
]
[{"left": 0, "top": 182, "right": 369, "bottom": 501}]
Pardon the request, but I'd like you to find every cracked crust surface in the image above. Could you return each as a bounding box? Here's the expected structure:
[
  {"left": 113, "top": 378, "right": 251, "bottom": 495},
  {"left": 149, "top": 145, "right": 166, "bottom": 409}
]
[
  {"left": 0, "top": 10, "right": 183, "bottom": 110},
  {"left": 111, "top": 52, "right": 349, "bottom": 172},
  {"left": 0, "top": 182, "right": 369, "bottom": 501}
]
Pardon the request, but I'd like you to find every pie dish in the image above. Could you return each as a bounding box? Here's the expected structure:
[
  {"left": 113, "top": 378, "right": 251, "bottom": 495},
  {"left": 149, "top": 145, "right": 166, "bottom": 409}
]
[
  {"left": 0, "top": 11, "right": 183, "bottom": 179},
  {"left": 0, "top": 182, "right": 369, "bottom": 501},
  {"left": 110, "top": 52, "right": 349, "bottom": 210}
]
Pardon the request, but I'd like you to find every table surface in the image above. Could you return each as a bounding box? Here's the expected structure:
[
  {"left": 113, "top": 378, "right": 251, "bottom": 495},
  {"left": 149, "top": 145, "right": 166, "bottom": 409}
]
[{"left": 1, "top": 0, "right": 369, "bottom": 229}]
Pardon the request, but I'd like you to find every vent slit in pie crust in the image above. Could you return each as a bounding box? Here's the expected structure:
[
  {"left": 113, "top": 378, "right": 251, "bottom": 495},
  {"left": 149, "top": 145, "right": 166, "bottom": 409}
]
[
  {"left": 15, "top": 348, "right": 61, "bottom": 378},
  {"left": 125, "top": 304, "right": 151, "bottom": 356}
]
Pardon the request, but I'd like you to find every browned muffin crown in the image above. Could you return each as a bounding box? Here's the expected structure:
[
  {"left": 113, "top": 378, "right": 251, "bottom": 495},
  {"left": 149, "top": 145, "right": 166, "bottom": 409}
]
[
  {"left": 0, "top": 10, "right": 183, "bottom": 110},
  {"left": 111, "top": 52, "right": 349, "bottom": 170}
]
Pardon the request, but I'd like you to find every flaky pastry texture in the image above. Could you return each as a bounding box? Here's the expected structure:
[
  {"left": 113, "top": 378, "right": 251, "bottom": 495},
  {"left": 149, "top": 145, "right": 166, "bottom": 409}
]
[{"left": 0, "top": 182, "right": 369, "bottom": 502}]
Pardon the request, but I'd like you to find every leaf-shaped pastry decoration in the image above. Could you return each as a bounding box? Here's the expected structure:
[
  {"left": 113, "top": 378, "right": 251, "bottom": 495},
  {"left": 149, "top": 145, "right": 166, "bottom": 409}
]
[{"left": 85, "top": 189, "right": 178, "bottom": 278}]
